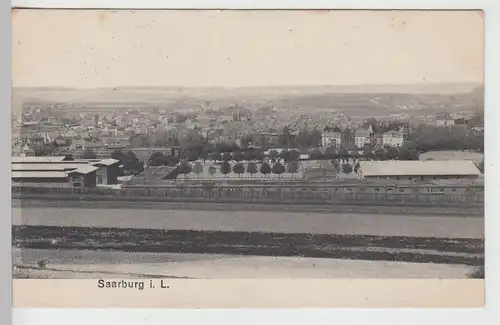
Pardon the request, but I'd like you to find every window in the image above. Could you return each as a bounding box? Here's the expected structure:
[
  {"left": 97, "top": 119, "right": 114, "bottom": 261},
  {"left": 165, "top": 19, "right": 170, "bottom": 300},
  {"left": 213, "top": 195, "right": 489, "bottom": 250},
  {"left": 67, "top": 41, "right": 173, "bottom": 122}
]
[
  {"left": 399, "top": 189, "right": 404, "bottom": 193},
  {"left": 396, "top": 176, "right": 400, "bottom": 180},
  {"left": 97, "top": 176, "right": 103, "bottom": 184},
  {"left": 375, "top": 188, "right": 380, "bottom": 192},
  {"left": 432, "top": 176, "right": 437, "bottom": 180},
  {"left": 452, "top": 188, "right": 457, "bottom": 192},
  {"left": 440, "top": 188, "right": 445, "bottom": 193}
]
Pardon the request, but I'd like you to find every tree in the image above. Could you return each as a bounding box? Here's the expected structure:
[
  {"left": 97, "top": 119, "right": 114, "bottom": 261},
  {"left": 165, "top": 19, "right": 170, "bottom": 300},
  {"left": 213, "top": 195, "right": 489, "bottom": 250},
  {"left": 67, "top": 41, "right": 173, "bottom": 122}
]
[
  {"left": 185, "top": 149, "right": 199, "bottom": 162},
  {"left": 272, "top": 162, "right": 286, "bottom": 178},
  {"left": 220, "top": 161, "right": 231, "bottom": 178},
  {"left": 373, "top": 147, "right": 386, "bottom": 161},
  {"left": 246, "top": 161, "right": 258, "bottom": 178},
  {"left": 192, "top": 161, "right": 204, "bottom": 178},
  {"left": 164, "top": 155, "right": 180, "bottom": 166},
  {"left": 342, "top": 163, "right": 353, "bottom": 174},
  {"left": 354, "top": 162, "right": 361, "bottom": 174},
  {"left": 398, "top": 145, "right": 419, "bottom": 161},
  {"left": 124, "top": 151, "right": 143, "bottom": 173},
  {"left": 211, "top": 151, "right": 222, "bottom": 162},
  {"left": 178, "top": 160, "right": 192, "bottom": 179},
  {"left": 82, "top": 149, "right": 97, "bottom": 159},
  {"left": 287, "top": 161, "right": 300, "bottom": 177},
  {"left": 252, "top": 149, "right": 265, "bottom": 162},
  {"left": 268, "top": 150, "right": 279, "bottom": 162},
  {"left": 331, "top": 159, "right": 340, "bottom": 172},
  {"left": 309, "top": 148, "right": 324, "bottom": 160},
  {"left": 232, "top": 150, "right": 244, "bottom": 162},
  {"left": 386, "top": 147, "right": 399, "bottom": 160},
  {"left": 338, "top": 147, "right": 350, "bottom": 161},
  {"left": 199, "top": 149, "right": 210, "bottom": 163},
  {"left": 232, "top": 162, "right": 245, "bottom": 178},
  {"left": 148, "top": 152, "right": 166, "bottom": 166},
  {"left": 324, "top": 146, "right": 337, "bottom": 159},
  {"left": 222, "top": 152, "right": 232, "bottom": 162},
  {"left": 289, "top": 149, "right": 301, "bottom": 161},
  {"left": 280, "top": 149, "right": 291, "bottom": 162},
  {"left": 208, "top": 166, "right": 217, "bottom": 177},
  {"left": 110, "top": 150, "right": 127, "bottom": 164},
  {"left": 259, "top": 162, "right": 272, "bottom": 178},
  {"left": 363, "top": 147, "right": 374, "bottom": 160}
]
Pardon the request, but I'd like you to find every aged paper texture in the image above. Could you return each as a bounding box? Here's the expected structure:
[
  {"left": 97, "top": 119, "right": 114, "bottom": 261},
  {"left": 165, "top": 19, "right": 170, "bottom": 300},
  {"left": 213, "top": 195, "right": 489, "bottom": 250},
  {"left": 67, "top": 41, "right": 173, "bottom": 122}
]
[{"left": 11, "top": 9, "right": 484, "bottom": 308}]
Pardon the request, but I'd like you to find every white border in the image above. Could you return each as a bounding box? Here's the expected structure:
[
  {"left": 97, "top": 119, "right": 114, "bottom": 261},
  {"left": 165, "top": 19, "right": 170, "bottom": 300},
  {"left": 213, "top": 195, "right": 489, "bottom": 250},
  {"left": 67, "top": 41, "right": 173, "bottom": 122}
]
[
  {"left": 10, "top": 0, "right": 486, "bottom": 9},
  {"left": 6, "top": 1, "right": 500, "bottom": 325}
]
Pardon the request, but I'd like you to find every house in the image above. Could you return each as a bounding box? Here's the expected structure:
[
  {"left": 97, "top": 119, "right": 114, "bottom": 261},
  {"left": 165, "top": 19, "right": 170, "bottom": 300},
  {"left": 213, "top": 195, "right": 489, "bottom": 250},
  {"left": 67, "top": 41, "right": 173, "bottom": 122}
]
[
  {"left": 354, "top": 129, "right": 370, "bottom": 149},
  {"left": 68, "top": 165, "right": 99, "bottom": 187},
  {"left": 356, "top": 160, "right": 481, "bottom": 181},
  {"left": 382, "top": 131, "right": 405, "bottom": 147},
  {"left": 321, "top": 132, "right": 342, "bottom": 148},
  {"left": 92, "top": 158, "right": 121, "bottom": 185},
  {"left": 453, "top": 118, "right": 469, "bottom": 129},
  {"left": 436, "top": 114, "right": 455, "bottom": 127}
]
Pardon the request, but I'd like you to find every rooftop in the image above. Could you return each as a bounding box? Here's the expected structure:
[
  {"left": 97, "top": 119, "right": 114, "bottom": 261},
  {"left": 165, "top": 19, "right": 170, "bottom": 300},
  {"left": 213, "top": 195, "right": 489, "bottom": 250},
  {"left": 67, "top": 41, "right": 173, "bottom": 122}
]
[
  {"left": 359, "top": 160, "right": 481, "bottom": 177},
  {"left": 11, "top": 156, "right": 70, "bottom": 163},
  {"left": 93, "top": 158, "right": 120, "bottom": 167},
  {"left": 11, "top": 171, "right": 68, "bottom": 179},
  {"left": 11, "top": 163, "right": 88, "bottom": 171},
  {"left": 68, "top": 165, "right": 99, "bottom": 175}
]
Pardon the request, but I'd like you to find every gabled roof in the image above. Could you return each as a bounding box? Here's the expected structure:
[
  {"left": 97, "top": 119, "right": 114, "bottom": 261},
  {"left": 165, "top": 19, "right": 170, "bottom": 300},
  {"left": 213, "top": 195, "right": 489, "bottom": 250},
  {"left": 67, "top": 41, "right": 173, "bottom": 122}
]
[
  {"left": 93, "top": 158, "right": 120, "bottom": 167},
  {"left": 11, "top": 163, "right": 86, "bottom": 171},
  {"left": 68, "top": 165, "right": 99, "bottom": 175},
  {"left": 11, "top": 156, "right": 68, "bottom": 163},
  {"left": 11, "top": 171, "right": 68, "bottom": 179},
  {"left": 359, "top": 160, "right": 481, "bottom": 177}
]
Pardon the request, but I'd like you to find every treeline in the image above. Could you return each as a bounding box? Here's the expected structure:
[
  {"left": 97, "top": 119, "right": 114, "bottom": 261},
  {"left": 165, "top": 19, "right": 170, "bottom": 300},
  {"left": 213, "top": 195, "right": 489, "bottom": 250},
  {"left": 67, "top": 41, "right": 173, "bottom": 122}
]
[
  {"left": 407, "top": 125, "right": 484, "bottom": 153},
  {"left": 147, "top": 148, "right": 302, "bottom": 167},
  {"left": 171, "top": 160, "right": 301, "bottom": 179}
]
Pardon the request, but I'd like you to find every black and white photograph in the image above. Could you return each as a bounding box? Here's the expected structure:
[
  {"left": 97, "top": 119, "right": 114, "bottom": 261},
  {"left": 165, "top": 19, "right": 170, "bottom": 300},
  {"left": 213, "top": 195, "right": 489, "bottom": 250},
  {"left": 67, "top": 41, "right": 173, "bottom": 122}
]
[{"left": 10, "top": 9, "right": 484, "bottom": 305}]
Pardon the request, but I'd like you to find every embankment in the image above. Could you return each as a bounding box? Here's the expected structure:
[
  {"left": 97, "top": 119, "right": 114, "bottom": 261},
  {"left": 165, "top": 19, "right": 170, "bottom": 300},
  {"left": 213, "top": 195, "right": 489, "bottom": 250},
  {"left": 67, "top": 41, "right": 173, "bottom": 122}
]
[{"left": 13, "top": 226, "right": 484, "bottom": 266}]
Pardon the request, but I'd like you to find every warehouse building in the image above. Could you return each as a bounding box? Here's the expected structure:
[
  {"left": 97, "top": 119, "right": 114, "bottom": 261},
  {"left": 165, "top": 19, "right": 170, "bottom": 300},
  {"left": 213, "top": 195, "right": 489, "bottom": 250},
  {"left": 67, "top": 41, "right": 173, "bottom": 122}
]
[
  {"left": 356, "top": 160, "right": 481, "bottom": 181},
  {"left": 11, "top": 156, "right": 121, "bottom": 187}
]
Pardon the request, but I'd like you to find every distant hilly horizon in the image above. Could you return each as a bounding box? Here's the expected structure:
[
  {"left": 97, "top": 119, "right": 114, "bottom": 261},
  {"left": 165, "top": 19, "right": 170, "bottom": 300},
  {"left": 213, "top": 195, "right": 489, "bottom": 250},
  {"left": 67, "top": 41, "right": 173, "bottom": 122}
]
[{"left": 11, "top": 83, "right": 483, "bottom": 114}]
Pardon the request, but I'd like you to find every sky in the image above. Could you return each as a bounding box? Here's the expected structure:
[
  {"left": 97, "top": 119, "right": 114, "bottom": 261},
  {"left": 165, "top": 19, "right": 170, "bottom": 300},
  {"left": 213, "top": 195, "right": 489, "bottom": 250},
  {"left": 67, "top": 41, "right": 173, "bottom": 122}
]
[{"left": 12, "top": 10, "right": 484, "bottom": 88}]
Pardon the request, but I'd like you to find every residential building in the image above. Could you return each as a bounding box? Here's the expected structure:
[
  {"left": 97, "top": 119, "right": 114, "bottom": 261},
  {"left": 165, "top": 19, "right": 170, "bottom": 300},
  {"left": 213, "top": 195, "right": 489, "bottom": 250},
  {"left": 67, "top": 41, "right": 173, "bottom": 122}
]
[
  {"left": 321, "top": 132, "right": 342, "bottom": 148},
  {"left": 68, "top": 165, "right": 99, "bottom": 187},
  {"left": 436, "top": 114, "right": 455, "bottom": 127},
  {"left": 93, "top": 158, "right": 121, "bottom": 185},
  {"left": 354, "top": 129, "right": 370, "bottom": 149},
  {"left": 356, "top": 160, "right": 481, "bottom": 181},
  {"left": 382, "top": 131, "right": 405, "bottom": 147}
]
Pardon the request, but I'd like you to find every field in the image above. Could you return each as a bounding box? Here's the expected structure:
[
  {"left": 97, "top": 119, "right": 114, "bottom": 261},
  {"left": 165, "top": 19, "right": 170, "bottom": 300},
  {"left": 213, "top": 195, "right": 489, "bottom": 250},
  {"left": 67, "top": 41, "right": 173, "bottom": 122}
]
[
  {"left": 12, "top": 248, "right": 479, "bottom": 279},
  {"left": 419, "top": 151, "right": 484, "bottom": 164}
]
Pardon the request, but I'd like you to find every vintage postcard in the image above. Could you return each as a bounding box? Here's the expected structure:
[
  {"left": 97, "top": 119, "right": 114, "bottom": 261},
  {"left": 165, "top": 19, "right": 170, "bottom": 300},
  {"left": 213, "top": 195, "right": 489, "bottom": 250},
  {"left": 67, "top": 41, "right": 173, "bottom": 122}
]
[{"left": 11, "top": 9, "right": 484, "bottom": 308}]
